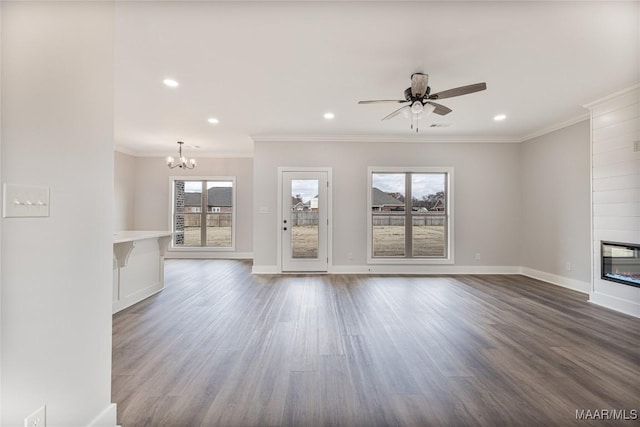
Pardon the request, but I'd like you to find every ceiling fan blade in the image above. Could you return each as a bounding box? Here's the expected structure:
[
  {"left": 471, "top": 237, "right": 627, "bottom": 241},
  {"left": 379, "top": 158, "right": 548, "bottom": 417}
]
[
  {"left": 425, "top": 101, "right": 452, "bottom": 116},
  {"left": 429, "top": 82, "right": 487, "bottom": 100},
  {"left": 358, "top": 100, "right": 407, "bottom": 104},
  {"left": 411, "top": 73, "right": 429, "bottom": 97},
  {"left": 382, "top": 105, "right": 410, "bottom": 121}
]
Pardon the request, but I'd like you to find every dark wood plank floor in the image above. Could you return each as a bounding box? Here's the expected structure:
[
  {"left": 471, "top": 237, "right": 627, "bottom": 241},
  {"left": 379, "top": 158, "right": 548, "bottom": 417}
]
[{"left": 113, "top": 260, "right": 640, "bottom": 426}]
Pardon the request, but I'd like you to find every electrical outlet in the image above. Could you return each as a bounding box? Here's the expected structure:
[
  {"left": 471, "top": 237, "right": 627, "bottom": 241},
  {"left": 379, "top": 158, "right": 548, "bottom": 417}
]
[
  {"left": 565, "top": 262, "right": 572, "bottom": 271},
  {"left": 24, "top": 405, "right": 46, "bottom": 427},
  {"left": 475, "top": 252, "right": 481, "bottom": 260},
  {"left": 347, "top": 252, "right": 353, "bottom": 260}
]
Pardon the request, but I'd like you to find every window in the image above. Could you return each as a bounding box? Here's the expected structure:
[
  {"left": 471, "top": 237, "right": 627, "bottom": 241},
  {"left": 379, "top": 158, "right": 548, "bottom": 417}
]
[
  {"left": 368, "top": 167, "right": 453, "bottom": 263},
  {"left": 171, "top": 177, "right": 235, "bottom": 249}
]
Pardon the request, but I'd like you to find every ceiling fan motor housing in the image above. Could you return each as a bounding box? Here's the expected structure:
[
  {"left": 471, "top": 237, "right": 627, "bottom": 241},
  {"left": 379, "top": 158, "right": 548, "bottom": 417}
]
[{"left": 404, "top": 86, "right": 431, "bottom": 102}]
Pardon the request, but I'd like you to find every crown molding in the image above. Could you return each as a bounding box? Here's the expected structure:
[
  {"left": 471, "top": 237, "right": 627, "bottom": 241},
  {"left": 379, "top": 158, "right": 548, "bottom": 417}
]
[
  {"left": 518, "top": 113, "right": 590, "bottom": 143},
  {"left": 114, "top": 144, "right": 138, "bottom": 156},
  {"left": 114, "top": 146, "right": 253, "bottom": 159},
  {"left": 251, "top": 134, "right": 520, "bottom": 144},
  {"left": 582, "top": 83, "right": 640, "bottom": 109},
  {"left": 253, "top": 112, "right": 593, "bottom": 146}
]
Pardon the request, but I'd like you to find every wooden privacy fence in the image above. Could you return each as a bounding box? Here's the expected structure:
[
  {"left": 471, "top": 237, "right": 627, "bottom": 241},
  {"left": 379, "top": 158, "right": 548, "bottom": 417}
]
[
  {"left": 289, "top": 212, "right": 445, "bottom": 226},
  {"left": 183, "top": 213, "right": 232, "bottom": 227},
  {"left": 291, "top": 211, "right": 319, "bottom": 226},
  {"left": 372, "top": 213, "right": 445, "bottom": 226}
]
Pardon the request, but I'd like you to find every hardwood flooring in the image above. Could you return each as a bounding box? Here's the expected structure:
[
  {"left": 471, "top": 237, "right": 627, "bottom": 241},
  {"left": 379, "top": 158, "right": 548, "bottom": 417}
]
[{"left": 112, "top": 260, "right": 640, "bottom": 426}]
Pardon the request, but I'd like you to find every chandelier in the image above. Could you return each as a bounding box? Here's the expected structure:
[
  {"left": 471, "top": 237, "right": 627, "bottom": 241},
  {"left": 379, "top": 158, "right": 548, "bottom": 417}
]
[{"left": 166, "top": 141, "right": 196, "bottom": 169}]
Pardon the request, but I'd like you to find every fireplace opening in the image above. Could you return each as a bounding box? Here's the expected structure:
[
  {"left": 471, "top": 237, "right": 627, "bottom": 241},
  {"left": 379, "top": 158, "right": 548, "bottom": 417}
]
[{"left": 601, "top": 241, "right": 640, "bottom": 288}]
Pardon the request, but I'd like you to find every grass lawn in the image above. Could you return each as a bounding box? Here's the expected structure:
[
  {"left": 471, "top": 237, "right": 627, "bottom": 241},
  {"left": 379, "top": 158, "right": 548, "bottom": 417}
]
[
  {"left": 177, "top": 225, "right": 445, "bottom": 257},
  {"left": 288, "top": 225, "right": 445, "bottom": 258},
  {"left": 179, "top": 226, "right": 232, "bottom": 247},
  {"left": 291, "top": 225, "right": 319, "bottom": 258},
  {"left": 373, "top": 225, "right": 445, "bottom": 257}
]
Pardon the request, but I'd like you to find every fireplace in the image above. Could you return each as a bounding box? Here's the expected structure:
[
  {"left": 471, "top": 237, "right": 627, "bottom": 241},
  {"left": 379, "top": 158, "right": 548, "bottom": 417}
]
[{"left": 601, "top": 241, "right": 640, "bottom": 288}]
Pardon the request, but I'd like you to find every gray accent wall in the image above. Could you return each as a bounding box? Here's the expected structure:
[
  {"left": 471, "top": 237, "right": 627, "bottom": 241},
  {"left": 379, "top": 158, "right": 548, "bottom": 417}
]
[
  {"left": 131, "top": 156, "right": 254, "bottom": 257},
  {"left": 253, "top": 140, "right": 522, "bottom": 271},
  {"left": 519, "top": 121, "right": 591, "bottom": 288},
  {"left": 114, "top": 150, "right": 136, "bottom": 231}
]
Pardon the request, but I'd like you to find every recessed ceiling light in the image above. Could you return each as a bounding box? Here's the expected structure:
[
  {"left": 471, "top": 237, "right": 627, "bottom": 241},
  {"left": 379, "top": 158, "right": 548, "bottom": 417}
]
[
  {"left": 163, "top": 78, "right": 179, "bottom": 87},
  {"left": 207, "top": 117, "right": 219, "bottom": 124},
  {"left": 494, "top": 114, "right": 507, "bottom": 121},
  {"left": 324, "top": 112, "right": 335, "bottom": 120}
]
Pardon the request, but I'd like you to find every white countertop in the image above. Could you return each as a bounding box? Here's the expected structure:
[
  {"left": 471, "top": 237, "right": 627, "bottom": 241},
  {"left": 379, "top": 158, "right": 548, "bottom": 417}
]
[{"left": 113, "top": 231, "right": 173, "bottom": 244}]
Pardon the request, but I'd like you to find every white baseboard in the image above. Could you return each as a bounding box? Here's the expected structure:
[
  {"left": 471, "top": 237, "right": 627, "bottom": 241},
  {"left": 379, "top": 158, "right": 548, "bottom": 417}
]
[
  {"left": 166, "top": 251, "right": 253, "bottom": 260},
  {"left": 113, "top": 282, "right": 163, "bottom": 314},
  {"left": 519, "top": 267, "right": 590, "bottom": 294},
  {"left": 87, "top": 403, "right": 118, "bottom": 427},
  {"left": 589, "top": 291, "right": 640, "bottom": 318},
  {"left": 252, "top": 265, "right": 279, "bottom": 274},
  {"left": 330, "top": 264, "right": 520, "bottom": 275},
  {"left": 252, "top": 264, "right": 520, "bottom": 275}
]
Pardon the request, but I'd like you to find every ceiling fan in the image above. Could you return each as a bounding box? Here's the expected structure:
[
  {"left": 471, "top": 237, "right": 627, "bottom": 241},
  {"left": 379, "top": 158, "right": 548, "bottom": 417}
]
[{"left": 358, "top": 73, "right": 487, "bottom": 132}]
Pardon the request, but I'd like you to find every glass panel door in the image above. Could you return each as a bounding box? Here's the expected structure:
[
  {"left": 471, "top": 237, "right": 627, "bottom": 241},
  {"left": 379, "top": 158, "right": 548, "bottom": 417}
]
[
  {"left": 290, "top": 179, "right": 319, "bottom": 259},
  {"left": 282, "top": 171, "right": 328, "bottom": 272}
]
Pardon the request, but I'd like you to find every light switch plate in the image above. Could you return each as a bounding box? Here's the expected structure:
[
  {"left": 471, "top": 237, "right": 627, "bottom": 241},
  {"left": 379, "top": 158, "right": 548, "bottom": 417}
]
[{"left": 3, "top": 184, "right": 50, "bottom": 218}]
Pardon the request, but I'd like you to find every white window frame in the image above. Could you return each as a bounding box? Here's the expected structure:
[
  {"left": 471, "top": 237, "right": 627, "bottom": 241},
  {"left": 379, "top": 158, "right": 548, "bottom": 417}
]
[
  {"left": 367, "top": 166, "right": 454, "bottom": 265},
  {"left": 169, "top": 176, "right": 237, "bottom": 252}
]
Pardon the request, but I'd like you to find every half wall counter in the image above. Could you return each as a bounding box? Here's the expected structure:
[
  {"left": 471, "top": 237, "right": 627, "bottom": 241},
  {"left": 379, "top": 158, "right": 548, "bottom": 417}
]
[{"left": 113, "top": 231, "right": 172, "bottom": 314}]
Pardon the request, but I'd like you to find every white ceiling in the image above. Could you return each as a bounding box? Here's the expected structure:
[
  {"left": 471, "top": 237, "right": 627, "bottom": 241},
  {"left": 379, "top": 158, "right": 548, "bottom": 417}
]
[{"left": 114, "top": 1, "right": 640, "bottom": 157}]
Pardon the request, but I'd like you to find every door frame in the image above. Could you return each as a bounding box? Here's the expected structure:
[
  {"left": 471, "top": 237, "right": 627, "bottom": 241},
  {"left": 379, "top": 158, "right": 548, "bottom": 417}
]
[{"left": 277, "top": 167, "right": 333, "bottom": 273}]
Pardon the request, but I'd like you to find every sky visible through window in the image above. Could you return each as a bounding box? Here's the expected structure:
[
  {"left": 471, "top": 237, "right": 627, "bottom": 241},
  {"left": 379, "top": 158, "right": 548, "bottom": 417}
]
[
  {"left": 373, "top": 173, "right": 444, "bottom": 199},
  {"left": 292, "top": 180, "right": 318, "bottom": 203},
  {"left": 183, "top": 180, "right": 233, "bottom": 192}
]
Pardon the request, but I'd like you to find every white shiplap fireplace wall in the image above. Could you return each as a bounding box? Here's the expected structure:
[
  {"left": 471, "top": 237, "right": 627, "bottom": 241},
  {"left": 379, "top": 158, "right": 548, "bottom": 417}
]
[{"left": 586, "top": 85, "right": 640, "bottom": 317}]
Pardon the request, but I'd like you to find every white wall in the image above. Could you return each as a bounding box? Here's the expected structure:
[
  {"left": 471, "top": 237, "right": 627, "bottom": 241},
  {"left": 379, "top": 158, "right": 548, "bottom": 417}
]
[
  {"left": 1, "top": 3, "right": 116, "bottom": 426},
  {"left": 587, "top": 86, "right": 640, "bottom": 317},
  {"left": 253, "top": 139, "right": 521, "bottom": 273},
  {"left": 132, "top": 156, "right": 253, "bottom": 257},
  {"left": 520, "top": 121, "right": 591, "bottom": 292},
  {"left": 114, "top": 150, "right": 135, "bottom": 231}
]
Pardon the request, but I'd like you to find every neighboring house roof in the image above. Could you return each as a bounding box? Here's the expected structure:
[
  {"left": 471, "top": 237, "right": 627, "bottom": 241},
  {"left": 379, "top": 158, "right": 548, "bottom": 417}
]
[
  {"left": 371, "top": 187, "right": 404, "bottom": 208},
  {"left": 184, "top": 187, "right": 232, "bottom": 207}
]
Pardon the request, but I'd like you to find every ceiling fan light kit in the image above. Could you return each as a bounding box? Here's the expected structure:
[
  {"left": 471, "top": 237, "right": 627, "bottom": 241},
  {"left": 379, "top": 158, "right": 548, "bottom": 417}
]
[{"left": 358, "top": 73, "right": 487, "bottom": 132}]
